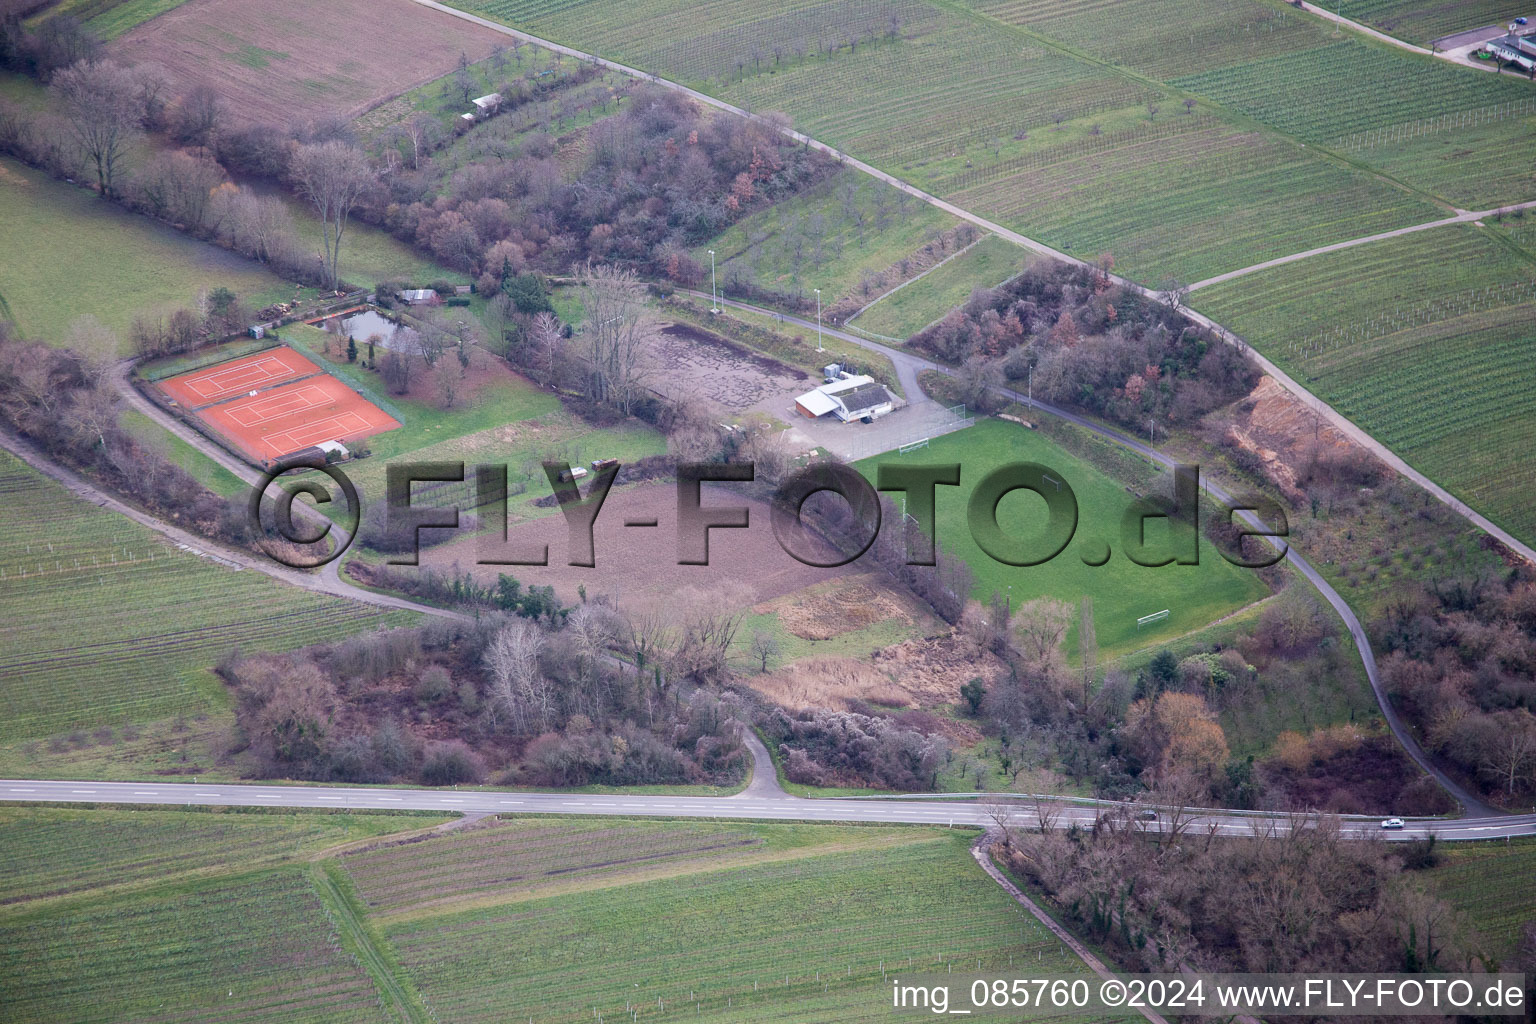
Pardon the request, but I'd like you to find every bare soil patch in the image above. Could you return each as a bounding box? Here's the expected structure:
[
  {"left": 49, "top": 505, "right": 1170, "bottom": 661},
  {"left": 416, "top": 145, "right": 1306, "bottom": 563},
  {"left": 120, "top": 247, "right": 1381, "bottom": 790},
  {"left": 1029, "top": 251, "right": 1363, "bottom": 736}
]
[
  {"left": 418, "top": 481, "right": 845, "bottom": 610},
  {"left": 753, "top": 574, "right": 919, "bottom": 641},
  {"left": 644, "top": 322, "right": 810, "bottom": 416},
  {"left": 750, "top": 630, "right": 1005, "bottom": 721},
  {"left": 110, "top": 0, "right": 507, "bottom": 126},
  {"left": 1224, "top": 376, "right": 1362, "bottom": 502}
]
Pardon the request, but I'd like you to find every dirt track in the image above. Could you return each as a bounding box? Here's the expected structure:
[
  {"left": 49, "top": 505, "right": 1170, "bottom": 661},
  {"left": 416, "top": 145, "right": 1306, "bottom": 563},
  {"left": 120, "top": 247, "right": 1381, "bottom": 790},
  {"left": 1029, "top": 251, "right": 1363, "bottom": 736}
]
[{"left": 111, "top": 0, "right": 507, "bottom": 125}]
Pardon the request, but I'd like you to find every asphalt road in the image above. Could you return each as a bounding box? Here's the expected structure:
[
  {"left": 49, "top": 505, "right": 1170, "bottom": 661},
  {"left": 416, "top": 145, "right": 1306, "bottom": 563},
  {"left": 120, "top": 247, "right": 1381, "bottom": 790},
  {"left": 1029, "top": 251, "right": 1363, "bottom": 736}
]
[{"left": 3, "top": 778, "right": 1530, "bottom": 840}]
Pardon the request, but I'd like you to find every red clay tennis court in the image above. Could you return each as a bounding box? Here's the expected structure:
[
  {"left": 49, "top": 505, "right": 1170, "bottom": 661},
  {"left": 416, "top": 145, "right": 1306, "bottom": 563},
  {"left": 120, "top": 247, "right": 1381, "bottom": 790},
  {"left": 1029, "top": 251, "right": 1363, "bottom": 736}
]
[
  {"left": 158, "top": 346, "right": 321, "bottom": 409},
  {"left": 197, "top": 374, "right": 400, "bottom": 461}
]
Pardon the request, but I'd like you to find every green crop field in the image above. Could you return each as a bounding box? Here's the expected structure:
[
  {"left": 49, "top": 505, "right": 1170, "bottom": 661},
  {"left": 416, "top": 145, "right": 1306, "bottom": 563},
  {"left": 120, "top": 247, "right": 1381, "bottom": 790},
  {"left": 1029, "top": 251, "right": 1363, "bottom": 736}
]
[
  {"left": 0, "top": 805, "right": 442, "bottom": 905},
  {"left": 0, "top": 450, "right": 417, "bottom": 746},
  {"left": 355, "top": 817, "right": 1135, "bottom": 1023},
  {"left": 1420, "top": 837, "right": 1536, "bottom": 962},
  {"left": 969, "top": 0, "right": 1328, "bottom": 80},
  {"left": 857, "top": 419, "right": 1271, "bottom": 658},
  {"left": 0, "top": 805, "right": 448, "bottom": 1024},
  {"left": 853, "top": 235, "right": 1024, "bottom": 339},
  {"left": 0, "top": 159, "right": 289, "bottom": 347},
  {"left": 694, "top": 168, "right": 957, "bottom": 311},
  {"left": 1333, "top": 0, "right": 1528, "bottom": 43},
  {"left": 1194, "top": 224, "right": 1536, "bottom": 548},
  {"left": 1172, "top": 40, "right": 1536, "bottom": 208}
]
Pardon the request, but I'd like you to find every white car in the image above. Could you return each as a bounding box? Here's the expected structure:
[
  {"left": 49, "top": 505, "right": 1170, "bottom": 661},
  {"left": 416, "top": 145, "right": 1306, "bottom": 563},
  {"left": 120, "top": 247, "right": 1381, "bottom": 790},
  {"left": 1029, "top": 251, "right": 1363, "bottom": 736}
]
[{"left": 1381, "top": 818, "right": 1405, "bottom": 830}]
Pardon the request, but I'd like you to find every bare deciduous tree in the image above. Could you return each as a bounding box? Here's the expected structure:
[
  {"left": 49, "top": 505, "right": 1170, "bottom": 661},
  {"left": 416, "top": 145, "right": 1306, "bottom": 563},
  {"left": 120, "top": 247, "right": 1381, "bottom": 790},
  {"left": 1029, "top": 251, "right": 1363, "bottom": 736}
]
[
  {"left": 484, "top": 619, "right": 549, "bottom": 733},
  {"left": 1012, "top": 597, "right": 1074, "bottom": 669},
  {"left": 289, "top": 140, "right": 372, "bottom": 290},
  {"left": 749, "top": 629, "right": 780, "bottom": 673},
  {"left": 53, "top": 59, "right": 143, "bottom": 200},
  {"left": 578, "top": 262, "right": 655, "bottom": 414}
]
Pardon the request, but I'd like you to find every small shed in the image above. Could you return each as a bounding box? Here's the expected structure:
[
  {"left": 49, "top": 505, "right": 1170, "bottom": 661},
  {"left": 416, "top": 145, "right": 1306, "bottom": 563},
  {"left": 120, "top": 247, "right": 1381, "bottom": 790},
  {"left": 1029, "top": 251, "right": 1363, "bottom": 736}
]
[
  {"left": 472, "top": 93, "right": 502, "bottom": 116},
  {"left": 794, "top": 388, "right": 840, "bottom": 419},
  {"left": 398, "top": 288, "right": 441, "bottom": 306}
]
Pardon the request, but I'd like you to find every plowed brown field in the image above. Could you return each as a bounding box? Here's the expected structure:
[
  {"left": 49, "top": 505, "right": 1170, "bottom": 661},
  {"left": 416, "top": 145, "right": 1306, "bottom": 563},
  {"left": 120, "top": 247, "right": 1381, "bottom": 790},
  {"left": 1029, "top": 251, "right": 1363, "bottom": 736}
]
[{"left": 111, "top": 0, "right": 506, "bottom": 125}]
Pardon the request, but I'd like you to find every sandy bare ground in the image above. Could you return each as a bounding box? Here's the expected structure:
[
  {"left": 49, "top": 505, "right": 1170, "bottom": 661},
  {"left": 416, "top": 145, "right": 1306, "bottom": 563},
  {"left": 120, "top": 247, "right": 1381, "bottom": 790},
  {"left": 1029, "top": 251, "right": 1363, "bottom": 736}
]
[
  {"left": 642, "top": 323, "right": 811, "bottom": 417},
  {"left": 111, "top": 0, "right": 507, "bottom": 125},
  {"left": 419, "top": 481, "right": 848, "bottom": 611}
]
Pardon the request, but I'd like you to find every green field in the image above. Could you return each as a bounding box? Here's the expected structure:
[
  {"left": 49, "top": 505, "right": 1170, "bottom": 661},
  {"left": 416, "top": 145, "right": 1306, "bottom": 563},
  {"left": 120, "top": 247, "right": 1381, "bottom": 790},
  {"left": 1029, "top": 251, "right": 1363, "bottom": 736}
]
[
  {"left": 694, "top": 167, "right": 957, "bottom": 310},
  {"left": 1194, "top": 225, "right": 1536, "bottom": 548},
  {"left": 354, "top": 817, "right": 1133, "bottom": 1023},
  {"left": 0, "top": 450, "right": 417, "bottom": 748},
  {"left": 1420, "top": 837, "right": 1536, "bottom": 962},
  {"left": 0, "top": 808, "right": 1133, "bottom": 1024},
  {"left": 1171, "top": 39, "right": 1536, "bottom": 208},
  {"left": 970, "top": 0, "right": 1327, "bottom": 80},
  {"left": 1334, "top": 0, "right": 1529, "bottom": 43},
  {"left": 0, "top": 806, "right": 449, "bottom": 1024},
  {"left": 852, "top": 234, "right": 1024, "bottom": 338},
  {"left": 23, "top": 0, "right": 193, "bottom": 39},
  {"left": 857, "top": 419, "right": 1271, "bottom": 657},
  {"left": 0, "top": 158, "right": 288, "bottom": 347},
  {"left": 276, "top": 323, "right": 666, "bottom": 511},
  {"left": 0, "top": 805, "right": 444, "bottom": 905},
  {"left": 448, "top": 0, "right": 1469, "bottom": 285}
]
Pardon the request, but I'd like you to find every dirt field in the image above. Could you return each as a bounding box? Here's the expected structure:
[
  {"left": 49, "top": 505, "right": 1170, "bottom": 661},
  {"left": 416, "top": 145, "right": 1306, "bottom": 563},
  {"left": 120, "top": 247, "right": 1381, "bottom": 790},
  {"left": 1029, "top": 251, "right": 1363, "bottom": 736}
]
[
  {"left": 418, "top": 481, "right": 845, "bottom": 610},
  {"left": 749, "top": 630, "right": 1004, "bottom": 722},
  {"left": 110, "top": 0, "right": 507, "bottom": 125},
  {"left": 644, "top": 323, "right": 811, "bottom": 417}
]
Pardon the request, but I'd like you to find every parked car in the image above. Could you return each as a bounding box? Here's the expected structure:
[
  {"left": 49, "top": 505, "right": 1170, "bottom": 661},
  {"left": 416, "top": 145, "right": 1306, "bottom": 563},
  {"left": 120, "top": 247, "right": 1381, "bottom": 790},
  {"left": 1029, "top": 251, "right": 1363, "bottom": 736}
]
[{"left": 1381, "top": 818, "right": 1405, "bottom": 830}]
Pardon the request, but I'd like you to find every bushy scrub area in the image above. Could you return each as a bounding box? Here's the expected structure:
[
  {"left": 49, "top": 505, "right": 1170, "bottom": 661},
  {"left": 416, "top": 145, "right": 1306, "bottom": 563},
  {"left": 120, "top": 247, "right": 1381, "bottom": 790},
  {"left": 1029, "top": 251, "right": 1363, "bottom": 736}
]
[
  {"left": 1380, "top": 570, "right": 1536, "bottom": 809},
  {"left": 911, "top": 260, "right": 1258, "bottom": 432},
  {"left": 220, "top": 610, "right": 751, "bottom": 790}
]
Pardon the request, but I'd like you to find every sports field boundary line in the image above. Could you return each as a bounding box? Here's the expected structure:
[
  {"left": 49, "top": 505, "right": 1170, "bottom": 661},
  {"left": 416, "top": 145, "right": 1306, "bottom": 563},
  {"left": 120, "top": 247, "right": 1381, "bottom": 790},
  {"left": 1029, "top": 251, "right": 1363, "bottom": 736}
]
[
  {"left": 138, "top": 340, "right": 284, "bottom": 383},
  {"left": 186, "top": 370, "right": 330, "bottom": 412}
]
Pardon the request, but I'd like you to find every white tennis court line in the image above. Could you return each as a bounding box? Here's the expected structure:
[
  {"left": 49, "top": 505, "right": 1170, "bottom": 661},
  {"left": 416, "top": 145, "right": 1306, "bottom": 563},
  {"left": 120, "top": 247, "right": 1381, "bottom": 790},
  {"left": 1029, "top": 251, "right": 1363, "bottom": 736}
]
[
  {"left": 184, "top": 356, "right": 292, "bottom": 398},
  {"left": 263, "top": 412, "right": 375, "bottom": 453},
  {"left": 224, "top": 384, "right": 331, "bottom": 427}
]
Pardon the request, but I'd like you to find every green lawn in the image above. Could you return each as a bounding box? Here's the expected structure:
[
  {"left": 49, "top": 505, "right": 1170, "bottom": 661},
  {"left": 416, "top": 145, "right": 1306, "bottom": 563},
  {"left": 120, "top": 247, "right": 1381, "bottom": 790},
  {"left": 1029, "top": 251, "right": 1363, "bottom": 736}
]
[
  {"left": 695, "top": 167, "right": 957, "bottom": 310},
  {"left": 853, "top": 234, "right": 1024, "bottom": 339},
  {"left": 119, "top": 407, "right": 250, "bottom": 500},
  {"left": 0, "top": 158, "right": 288, "bottom": 347},
  {"left": 1194, "top": 224, "right": 1536, "bottom": 549},
  {"left": 362, "top": 817, "right": 1135, "bottom": 1023},
  {"left": 857, "top": 419, "right": 1271, "bottom": 658},
  {"left": 0, "top": 450, "right": 416, "bottom": 751}
]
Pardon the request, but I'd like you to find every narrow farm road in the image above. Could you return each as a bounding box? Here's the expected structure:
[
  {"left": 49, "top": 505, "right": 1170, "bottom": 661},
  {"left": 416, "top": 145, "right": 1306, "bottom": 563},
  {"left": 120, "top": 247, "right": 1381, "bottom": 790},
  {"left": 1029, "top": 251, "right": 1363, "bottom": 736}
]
[
  {"left": 734, "top": 727, "right": 788, "bottom": 800},
  {"left": 970, "top": 831, "right": 1174, "bottom": 1024},
  {"left": 1187, "top": 198, "right": 1536, "bottom": 291},
  {"left": 411, "top": 0, "right": 1536, "bottom": 570}
]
